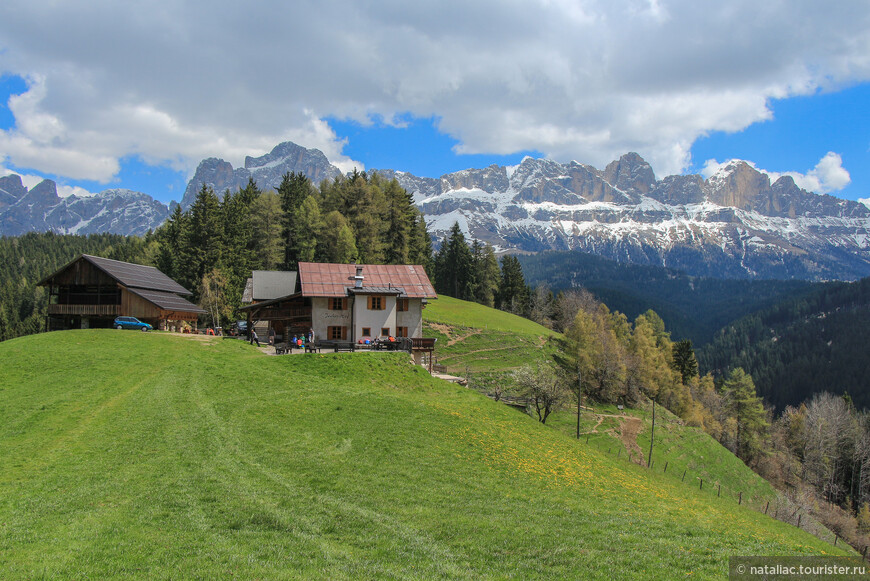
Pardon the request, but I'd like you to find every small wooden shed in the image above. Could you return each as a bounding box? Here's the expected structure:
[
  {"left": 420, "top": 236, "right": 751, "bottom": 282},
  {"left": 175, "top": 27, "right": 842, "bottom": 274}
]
[{"left": 38, "top": 254, "right": 205, "bottom": 331}]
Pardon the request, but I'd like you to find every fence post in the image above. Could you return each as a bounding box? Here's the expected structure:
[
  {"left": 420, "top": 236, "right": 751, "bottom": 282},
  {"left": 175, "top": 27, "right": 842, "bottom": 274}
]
[
  {"left": 834, "top": 535, "right": 838, "bottom": 547},
  {"left": 700, "top": 479, "right": 703, "bottom": 491},
  {"left": 682, "top": 470, "right": 687, "bottom": 482},
  {"left": 765, "top": 501, "right": 769, "bottom": 515},
  {"left": 586, "top": 434, "right": 589, "bottom": 444},
  {"left": 663, "top": 461, "right": 668, "bottom": 474},
  {"left": 618, "top": 448, "right": 622, "bottom": 458},
  {"left": 797, "top": 514, "right": 802, "bottom": 528},
  {"left": 738, "top": 492, "right": 742, "bottom": 505},
  {"left": 717, "top": 484, "right": 721, "bottom": 497}
]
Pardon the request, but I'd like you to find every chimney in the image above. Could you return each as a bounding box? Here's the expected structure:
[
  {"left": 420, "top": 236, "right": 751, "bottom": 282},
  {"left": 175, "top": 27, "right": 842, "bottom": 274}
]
[{"left": 354, "top": 266, "right": 364, "bottom": 289}]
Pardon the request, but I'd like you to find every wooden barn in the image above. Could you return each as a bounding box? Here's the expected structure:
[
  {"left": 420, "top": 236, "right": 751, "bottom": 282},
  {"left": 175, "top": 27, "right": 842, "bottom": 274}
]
[{"left": 38, "top": 254, "right": 205, "bottom": 331}]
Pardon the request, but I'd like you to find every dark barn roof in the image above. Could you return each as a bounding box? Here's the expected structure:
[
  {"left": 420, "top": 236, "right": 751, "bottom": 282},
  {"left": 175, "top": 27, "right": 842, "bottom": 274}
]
[
  {"left": 127, "top": 288, "right": 206, "bottom": 314},
  {"left": 81, "top": 255, "right": 192, "bottom": 294},
  {"left": 39, "top": 254, "right": 193, "bottom": 295}
]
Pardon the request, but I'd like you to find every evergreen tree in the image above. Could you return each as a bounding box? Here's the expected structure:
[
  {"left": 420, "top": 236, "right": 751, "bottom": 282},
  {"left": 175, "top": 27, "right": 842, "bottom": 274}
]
[
  {"left": 295, "top": 196, "right": 322, "bottom": 263},
  {"left": 179, "top": 183, "right": 222, "bottom": 297},
  {"left": 434, "top": 223, "right": 474, "bottom": 300},
  {"left": 383, "top": 178, "right": 414, "bottom": 265},
  {"left": 321, "top": 211, "right": 358, "bottom": 263},
  {"left": 672, "top": 339, "right": 699, "bottom": 385},
  {"left": 408, "top": 211, "right": 433, "bottom": 272},
  {"left": 278, "top": 172, "right": 312, "bottom": 270},
  {"left": 471, "top": 240, "right": 500, "bottom": 307},
  {"left": 723, "top": 368, "right": 769, "bottom": 464},
  {"left": 497, "top": 255, "right": 528, "bottom": 315},
  {"left": 250, "top": 192, "right": 285, "bottom": 270}
]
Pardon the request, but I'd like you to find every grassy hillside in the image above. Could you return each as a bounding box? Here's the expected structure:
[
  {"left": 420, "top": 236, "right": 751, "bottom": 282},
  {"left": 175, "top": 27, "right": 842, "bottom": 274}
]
[
  {"left": 425, "top": 296, "right": 831, "bottom": 540},
  {"left": 0, "top": 330, "right": 852, "bottom": 579},
  {"left": 423, "top": 296, "right": 558, "bottom": 389}
]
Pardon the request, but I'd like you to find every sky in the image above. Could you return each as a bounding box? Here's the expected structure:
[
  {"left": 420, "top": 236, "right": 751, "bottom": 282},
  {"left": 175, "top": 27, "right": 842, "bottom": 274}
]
[{"left": 0, "top": 0, "right": 868, "bottom": 205}]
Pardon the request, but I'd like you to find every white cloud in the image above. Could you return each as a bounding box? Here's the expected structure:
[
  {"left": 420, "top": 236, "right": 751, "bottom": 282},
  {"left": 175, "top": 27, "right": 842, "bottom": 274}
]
[
  {"left": 702, "top": 152, "right": 852, "bottom": 194},
  {"left": 0, "top": 0, "right": 867, "bottom": 187}
]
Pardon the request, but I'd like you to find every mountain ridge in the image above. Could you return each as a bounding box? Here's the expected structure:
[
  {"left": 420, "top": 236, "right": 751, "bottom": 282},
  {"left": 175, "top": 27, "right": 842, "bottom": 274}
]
[{"left": 4, "top": 141, "right": 870, "bottom": 281}]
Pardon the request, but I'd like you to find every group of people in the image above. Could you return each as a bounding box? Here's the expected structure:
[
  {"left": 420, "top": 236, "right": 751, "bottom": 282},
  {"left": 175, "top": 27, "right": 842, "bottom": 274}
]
[{"left": 255, "top": 327, "right": 314, "bottom": 351}]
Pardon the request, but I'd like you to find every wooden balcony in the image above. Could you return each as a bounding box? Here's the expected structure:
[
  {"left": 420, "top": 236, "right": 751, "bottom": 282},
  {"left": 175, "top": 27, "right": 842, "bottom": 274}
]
[
  {"left": 48, "top": 304, "right": 119, "bottom": 316},
  {"left": 409, "top": 337, "right": 436, "bottom": 351}
]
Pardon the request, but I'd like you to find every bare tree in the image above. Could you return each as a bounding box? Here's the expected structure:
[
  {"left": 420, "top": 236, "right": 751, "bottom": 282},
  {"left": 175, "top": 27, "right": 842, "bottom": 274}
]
[
  {"left": 529, "top": 282, "right": 554, "bottom": 328},
  {"left": 513, "top": 364, "right": 567, "bottom": 424}
]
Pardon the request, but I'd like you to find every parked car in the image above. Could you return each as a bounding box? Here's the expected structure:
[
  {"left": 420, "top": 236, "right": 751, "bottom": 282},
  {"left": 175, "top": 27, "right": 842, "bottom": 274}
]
[
  {"left": 229, "top": 320, "right": 248, "bottom": 337},
  {"left": 113, "top": 316, "right": 153, "bottom": 331}
]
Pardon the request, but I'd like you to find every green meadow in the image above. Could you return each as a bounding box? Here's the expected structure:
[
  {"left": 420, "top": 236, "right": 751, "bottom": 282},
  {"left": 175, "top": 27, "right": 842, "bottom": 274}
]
[{"left": 0, "top": 329, "right": 852, "bottom": 579}]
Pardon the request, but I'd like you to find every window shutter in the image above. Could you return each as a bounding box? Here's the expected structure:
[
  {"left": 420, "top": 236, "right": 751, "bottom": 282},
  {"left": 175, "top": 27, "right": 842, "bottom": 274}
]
[
  {"left": 341, "top": 326, "right": 348, "bottom": 340},
  {"left": 342, "top": 298, "right": 348, "bottom": 310}
]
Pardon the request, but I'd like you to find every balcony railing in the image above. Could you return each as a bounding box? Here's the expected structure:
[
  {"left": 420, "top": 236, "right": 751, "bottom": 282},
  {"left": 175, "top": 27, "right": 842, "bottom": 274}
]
[{"left": 48, "top": 304, "right": 119, "bottom": 316}]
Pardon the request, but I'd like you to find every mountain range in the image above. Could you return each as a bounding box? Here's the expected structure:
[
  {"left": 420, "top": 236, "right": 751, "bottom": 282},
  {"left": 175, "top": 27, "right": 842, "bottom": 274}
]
[{"left": 3, "top": 141, "right": 870, "bottom": 281}]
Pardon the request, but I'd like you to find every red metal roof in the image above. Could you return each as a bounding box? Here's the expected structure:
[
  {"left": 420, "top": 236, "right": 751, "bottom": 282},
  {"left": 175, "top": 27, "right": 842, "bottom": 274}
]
[{"left": 298, "top": 262, "right": 436, "bottom": 299}]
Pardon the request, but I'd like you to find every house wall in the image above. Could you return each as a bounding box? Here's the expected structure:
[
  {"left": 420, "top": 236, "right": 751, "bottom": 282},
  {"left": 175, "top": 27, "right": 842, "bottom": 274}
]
[
  {"left": 311, "top": 297, "right": 351, "bottom": 340},
  {"left": 310, "top": 295, "right": 426, "bottom": 342},
  {"left": 354, "top": 295, "right": 396, "bottom": 339},
  {"left": 396, "top": 299, "right": 423, "bottom": 337}
]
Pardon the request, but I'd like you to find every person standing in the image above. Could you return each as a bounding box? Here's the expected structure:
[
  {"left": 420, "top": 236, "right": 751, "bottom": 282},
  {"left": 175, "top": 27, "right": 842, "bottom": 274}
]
[{"left": 251, "top": 329, "right": 261, "bottom": 347}]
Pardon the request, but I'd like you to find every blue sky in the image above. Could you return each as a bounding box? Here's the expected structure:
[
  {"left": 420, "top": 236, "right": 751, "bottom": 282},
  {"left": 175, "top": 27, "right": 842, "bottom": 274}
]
[{"left": 1, "top": 1, "right": 869, "bottom": 205}]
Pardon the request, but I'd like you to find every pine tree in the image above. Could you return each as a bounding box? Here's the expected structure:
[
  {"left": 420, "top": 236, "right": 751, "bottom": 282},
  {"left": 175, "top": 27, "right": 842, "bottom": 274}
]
[
  {"left": 723, "top": 368, "right": 769, "bottom": 464},
  {"left": 408, "top": 211, "right": 433, "bottom": 272},
  {"left": 434, "top": 223, "right": 474, "bottom": 300},
  {"left": 471, "top": 240, "right": 500, "bottom": 307},
  {"left": 672, "top": 339, "right": 699, "bottom": 385},
  {"left": 321, "top": 211, "right": 358, "bottom": 263},
  {"left": 250, "top": 192, "right": 285, "bottom": 270},
  {"left": 497, "top": 255, "right": 528, "bottom": 315},
  {"left": 278, "top": 172, "right": 312, "bottom": 270},
  {"left": 295, "top": 196, "right": 322, "bottom": 263}
]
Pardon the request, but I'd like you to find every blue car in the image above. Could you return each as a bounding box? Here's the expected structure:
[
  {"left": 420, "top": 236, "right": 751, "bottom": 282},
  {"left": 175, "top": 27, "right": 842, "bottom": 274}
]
[{"left": 113, "top": 316, "right": 153, "bottom": 331}]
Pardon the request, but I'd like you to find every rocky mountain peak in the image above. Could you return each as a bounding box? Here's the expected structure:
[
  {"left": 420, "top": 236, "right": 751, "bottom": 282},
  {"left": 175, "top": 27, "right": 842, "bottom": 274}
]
[
  {"left": 0, "top": 174, "right": 27, "bottom": 209},
  {"left": 25, "top": 180, "right": 61, "bottom": 207},
  {"left": 181, "top": 141, "right": 342, "bottom": 209},
  {"left": 704, "top": 160, "right": 771, "bottom": 210},
  {"left": 604, "top": 152, "right": 656, "bottom": 195}
]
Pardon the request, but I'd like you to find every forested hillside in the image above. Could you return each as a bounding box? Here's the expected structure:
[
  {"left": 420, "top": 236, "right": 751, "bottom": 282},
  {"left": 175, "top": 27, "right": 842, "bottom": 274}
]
[
  {"left": 698, "top": 277, "right": 870, "bottom": 411},
  {"left": 519, "top": 250, "right": 818, "bottom": 345}
]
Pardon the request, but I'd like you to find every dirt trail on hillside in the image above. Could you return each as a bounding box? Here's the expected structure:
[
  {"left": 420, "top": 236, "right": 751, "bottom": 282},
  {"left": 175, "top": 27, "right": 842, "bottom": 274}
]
[{"left": 619, "top": 417, "right": 645, "bottom": 465}]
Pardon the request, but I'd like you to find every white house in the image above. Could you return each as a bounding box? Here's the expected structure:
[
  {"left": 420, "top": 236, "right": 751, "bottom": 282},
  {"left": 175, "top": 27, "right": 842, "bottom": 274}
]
[{"left": 239, "top": 262, "right": 436, "bottom": 349}]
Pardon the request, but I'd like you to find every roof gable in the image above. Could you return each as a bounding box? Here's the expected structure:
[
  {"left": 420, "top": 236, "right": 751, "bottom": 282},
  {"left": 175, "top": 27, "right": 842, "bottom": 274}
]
[{"left": 298, "top": 262, "right": 436, "bottom": 299}]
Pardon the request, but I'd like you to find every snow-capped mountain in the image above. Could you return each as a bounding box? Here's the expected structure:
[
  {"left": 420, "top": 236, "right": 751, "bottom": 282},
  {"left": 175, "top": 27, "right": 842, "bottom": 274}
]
[
  {"left": 5, "top": 141, "right": 870, "bottom": 281},
  {"left": 0, "top": 174, "right": 169, "bottom": 237},
  {"left": 386, "top": 153, "right": 870, "bottom": 280},
  {"left": 180, "top": 141, "right": 341, "bottom": 208}
]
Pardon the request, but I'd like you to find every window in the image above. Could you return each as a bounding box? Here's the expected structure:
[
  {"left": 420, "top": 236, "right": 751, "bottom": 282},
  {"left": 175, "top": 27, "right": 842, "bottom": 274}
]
[
  {"left": 381, "top": 328, "right": 390, "bottom": 337},
  {"left": 362, "top": 327, "right": 371, "bottom": 337},
  {"left": 329, "top": 297, "right": 347, "bottom": 310},
  {"left": 397, "top": 298, "right": 409, "bottom": 312},
  {"left": 327, "top": 326, "right": 347, "bottom": 340},
  {"left": 396, "top": 326, "right": 408, "bottom": 338},
  {"left": 368, "top": 296, "right": 384, "bottom": 310}
]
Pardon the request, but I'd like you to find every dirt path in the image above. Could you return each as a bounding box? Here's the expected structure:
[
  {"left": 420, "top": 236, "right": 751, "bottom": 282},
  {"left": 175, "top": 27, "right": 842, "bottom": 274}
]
[{"left": 619, "top": 416, "right": 646, "bottom": 465}]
